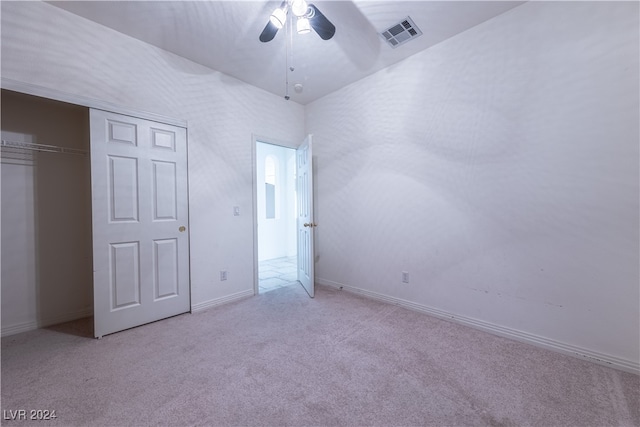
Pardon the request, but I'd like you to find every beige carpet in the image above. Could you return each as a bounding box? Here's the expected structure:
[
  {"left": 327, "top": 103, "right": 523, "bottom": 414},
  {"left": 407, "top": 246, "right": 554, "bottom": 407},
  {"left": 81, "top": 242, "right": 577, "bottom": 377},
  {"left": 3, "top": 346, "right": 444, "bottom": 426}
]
[{"left": 2, "top": 284, "right": 638, "bottom": 426}]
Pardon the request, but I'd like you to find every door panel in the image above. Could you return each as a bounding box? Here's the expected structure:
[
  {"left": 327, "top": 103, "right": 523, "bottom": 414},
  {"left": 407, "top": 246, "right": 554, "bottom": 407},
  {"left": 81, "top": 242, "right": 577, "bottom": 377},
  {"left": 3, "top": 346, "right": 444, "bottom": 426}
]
[
  {"left": 151, "top": 128, "right": 176, "bottom": 151},
  {"left": 110, "top": 242, "right": 141, "bottom": 309},
  {"left": 153, "top": 238, "right": 179, "bottom": 300},
  {"left": 152, "top": 160, "right": 177, "bottom": 220},
  {"left": 108, "top": 155, "right": 139, "bottom": 222},
  {"left": 91, "top": 109, "right": 190, "bottom": 338},
  {"left": 107, "top": 119, "right": 137, "bottom": 146},
  {"left": 297, "top": 135, "right": 314, "bottom": 297}
]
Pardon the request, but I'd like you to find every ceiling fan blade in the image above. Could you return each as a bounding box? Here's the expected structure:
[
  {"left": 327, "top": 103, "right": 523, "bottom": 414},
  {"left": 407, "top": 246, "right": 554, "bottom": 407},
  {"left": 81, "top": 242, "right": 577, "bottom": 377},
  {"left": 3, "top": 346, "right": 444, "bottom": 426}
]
[
  {"left": 259, "top": 20, "right": 279, "bottom": 42},
  {"left": 259, "top": 0, "right": 287, "bottom": 43},
  {"left": 308, "top": 4, "right": 335, "bottom": 40}
]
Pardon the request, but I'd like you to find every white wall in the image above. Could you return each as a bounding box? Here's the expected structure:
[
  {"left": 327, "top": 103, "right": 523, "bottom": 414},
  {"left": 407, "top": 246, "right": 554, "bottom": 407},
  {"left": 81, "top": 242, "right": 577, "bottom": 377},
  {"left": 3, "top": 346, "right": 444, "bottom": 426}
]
[
  {"left": 1, "top": 91, "right": 93, "bottom": 335},
  {"left": 256, "top": 142, "right": 297, "bottom": 261},
  {"left": 2, "top": 132, "right": 38, "bottom": 333},
  {"left": 0, "top": 1, "right": 305, "bottom": 314},
  {"left": 307, "top": 1, "right": 639, "bottom": 370}
]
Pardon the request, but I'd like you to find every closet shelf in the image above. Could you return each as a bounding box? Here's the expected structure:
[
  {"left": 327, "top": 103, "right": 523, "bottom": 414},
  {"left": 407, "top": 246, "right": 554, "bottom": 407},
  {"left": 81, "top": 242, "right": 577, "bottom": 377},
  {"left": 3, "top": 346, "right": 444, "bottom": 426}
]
[{"left": 1, "top": 139, "right": 87, "bottom": 156}]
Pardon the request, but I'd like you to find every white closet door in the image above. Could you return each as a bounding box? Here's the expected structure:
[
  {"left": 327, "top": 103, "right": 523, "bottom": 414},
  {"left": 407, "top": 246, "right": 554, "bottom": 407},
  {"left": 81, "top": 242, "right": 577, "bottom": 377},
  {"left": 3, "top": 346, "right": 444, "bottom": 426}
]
[{"left": 90, "top": 109, "right": 190, "bottom": 338}]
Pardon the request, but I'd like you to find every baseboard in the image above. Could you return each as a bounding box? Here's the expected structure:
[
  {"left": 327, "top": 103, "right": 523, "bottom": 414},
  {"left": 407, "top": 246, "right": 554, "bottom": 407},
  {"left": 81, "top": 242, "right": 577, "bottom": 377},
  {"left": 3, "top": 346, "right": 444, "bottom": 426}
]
[
  {"left": 1, "top": 321, "right": 39, "bottom": 337},
  {"left": 1, "top": 307, "right": 93, "bottom": 338},
  {"left": 191, "top": 289, "right": 254, "bottom": 313},
  {"left": 317, "top": 278, "right": 640, "bottom": 375}
]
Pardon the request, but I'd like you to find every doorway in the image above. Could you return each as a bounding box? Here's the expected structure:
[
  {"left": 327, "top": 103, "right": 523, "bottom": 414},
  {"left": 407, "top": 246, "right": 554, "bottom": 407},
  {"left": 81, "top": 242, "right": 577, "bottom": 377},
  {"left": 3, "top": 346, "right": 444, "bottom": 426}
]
[{"left": 255, "top": 141, "right": 298, "bottom": 293}]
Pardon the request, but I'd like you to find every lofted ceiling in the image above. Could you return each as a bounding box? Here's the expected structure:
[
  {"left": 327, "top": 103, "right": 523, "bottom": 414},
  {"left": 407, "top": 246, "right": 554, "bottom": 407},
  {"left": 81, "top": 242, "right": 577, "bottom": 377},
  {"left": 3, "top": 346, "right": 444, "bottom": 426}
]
[{"left": 48, "top": 1, "right": 525, "bottom": 105}]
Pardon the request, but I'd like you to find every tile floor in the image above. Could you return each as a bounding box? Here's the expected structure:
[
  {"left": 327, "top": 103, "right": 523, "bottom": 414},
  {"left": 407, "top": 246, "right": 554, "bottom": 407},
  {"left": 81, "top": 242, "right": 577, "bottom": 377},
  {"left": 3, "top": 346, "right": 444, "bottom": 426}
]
[{"left": 259, "top": 256, "right": 299, "bottom": 293}]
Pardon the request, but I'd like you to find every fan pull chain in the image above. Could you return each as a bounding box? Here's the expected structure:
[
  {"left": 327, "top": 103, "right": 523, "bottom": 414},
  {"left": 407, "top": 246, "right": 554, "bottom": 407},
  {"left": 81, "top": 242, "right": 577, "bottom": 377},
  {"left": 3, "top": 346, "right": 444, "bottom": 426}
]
[{"left": 284, "top": 10, "right": 290, "bottom": 100}]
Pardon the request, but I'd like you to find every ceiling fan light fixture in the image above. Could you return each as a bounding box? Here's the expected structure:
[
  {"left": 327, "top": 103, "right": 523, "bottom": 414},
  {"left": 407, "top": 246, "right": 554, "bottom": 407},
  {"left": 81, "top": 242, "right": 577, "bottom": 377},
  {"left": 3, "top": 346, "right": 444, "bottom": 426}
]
[
  {"left": 297, "top": 17, "right": 311, "bottom": 34},
  {"left": 270, "top": 7, "right": 287, "bottom": 29},
  {"left": 259, "top": 2, "right": 334, "bottom": 43},
  {"left": 291, "top": 0, "right": 308, "bottom": 17}
]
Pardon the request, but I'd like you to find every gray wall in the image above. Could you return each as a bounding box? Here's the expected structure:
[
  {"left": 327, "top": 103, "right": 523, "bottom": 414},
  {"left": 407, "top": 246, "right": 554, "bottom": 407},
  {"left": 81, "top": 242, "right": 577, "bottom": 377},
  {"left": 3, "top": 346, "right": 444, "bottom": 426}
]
[{"left": 308, "top": 2, "right": 639, "bottom": 369}]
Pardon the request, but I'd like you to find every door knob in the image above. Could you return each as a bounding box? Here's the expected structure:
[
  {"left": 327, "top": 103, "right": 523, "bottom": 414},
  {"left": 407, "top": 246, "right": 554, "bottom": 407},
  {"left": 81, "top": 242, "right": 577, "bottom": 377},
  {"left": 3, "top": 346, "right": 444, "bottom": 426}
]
[
  {"left": 304, "top": 223, "right": 311, "bottom": 227},
  {"left": 179, "top": 226, "right": 186, "bottom": 232},
  {"left": 304, "top": 223, "right": 317, "bottom": 228}
]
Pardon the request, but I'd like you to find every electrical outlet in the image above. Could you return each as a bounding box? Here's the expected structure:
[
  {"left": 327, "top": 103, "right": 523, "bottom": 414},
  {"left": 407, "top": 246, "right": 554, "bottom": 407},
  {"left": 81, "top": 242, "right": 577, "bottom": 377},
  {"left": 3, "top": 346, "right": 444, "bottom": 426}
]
[
  {"left": 402, "top": 271, "right": 409, "bottom": 283},
  {"left": 220, "top": 270, "right": 228, "bottom": 281}
]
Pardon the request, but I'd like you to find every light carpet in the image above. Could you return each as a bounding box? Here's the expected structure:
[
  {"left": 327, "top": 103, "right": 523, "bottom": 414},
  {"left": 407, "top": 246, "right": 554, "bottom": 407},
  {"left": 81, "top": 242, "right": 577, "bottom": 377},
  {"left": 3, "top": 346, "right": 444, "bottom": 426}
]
[{"left": 1, "top": 284, "right": 638, "bottom": 426}]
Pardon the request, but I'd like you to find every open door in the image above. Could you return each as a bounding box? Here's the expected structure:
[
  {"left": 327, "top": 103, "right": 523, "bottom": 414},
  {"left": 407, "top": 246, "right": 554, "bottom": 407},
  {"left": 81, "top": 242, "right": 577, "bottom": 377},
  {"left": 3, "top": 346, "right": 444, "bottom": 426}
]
[
  {"left": 90, "top": 109, "right": 190, "bottom": 338},
  {"left": 297, "top": 135, "right": 315, "bottom": 297}
]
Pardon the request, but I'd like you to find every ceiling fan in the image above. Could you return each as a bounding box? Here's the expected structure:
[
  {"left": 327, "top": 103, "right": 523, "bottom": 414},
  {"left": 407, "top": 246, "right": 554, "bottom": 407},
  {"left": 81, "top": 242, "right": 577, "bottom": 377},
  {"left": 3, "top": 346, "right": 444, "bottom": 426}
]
[{"left": 259, "top": 0, "right": 336, "bottom": 42}]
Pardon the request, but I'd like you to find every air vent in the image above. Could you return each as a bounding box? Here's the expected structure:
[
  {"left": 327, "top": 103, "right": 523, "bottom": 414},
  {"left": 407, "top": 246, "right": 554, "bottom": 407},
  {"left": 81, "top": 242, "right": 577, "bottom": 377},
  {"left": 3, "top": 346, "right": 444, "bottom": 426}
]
[{"left": 380, "top": 16, "right": 422, "bottom": 49}]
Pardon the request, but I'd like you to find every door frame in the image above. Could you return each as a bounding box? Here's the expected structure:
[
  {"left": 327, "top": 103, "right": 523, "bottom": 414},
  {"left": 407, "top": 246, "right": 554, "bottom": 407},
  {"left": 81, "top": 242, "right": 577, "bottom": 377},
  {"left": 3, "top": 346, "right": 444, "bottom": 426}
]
[
  {"left": 2, "top": 78, "right": 194, "bottom": 320},
  {"left": 251, "top": 134, "right": 300, "bottom": 295}
]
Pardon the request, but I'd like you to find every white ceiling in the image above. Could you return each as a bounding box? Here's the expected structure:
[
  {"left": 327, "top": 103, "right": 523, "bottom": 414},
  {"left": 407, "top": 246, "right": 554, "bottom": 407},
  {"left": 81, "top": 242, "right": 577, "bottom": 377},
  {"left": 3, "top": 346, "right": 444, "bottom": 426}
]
[{"left": 48, "top": 1, "right": 525, "bottom": 104}]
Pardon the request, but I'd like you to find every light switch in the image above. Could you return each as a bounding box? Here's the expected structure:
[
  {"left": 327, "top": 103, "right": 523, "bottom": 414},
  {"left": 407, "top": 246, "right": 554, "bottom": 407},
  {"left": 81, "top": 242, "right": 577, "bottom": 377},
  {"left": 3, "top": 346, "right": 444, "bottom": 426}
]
[{"left": 233, "top": 206, "right": 240, "bottom": 216}]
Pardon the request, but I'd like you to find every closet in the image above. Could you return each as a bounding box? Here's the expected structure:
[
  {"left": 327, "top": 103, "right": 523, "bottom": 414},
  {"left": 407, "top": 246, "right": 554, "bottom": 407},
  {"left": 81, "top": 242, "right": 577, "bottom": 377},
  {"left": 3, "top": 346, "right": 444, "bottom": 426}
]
[
  {"left": 1, "top": 89, "right": 93, "bottom": 336},
  {"left": 2, "top": 89, "right": 192, "bottom": 338}
]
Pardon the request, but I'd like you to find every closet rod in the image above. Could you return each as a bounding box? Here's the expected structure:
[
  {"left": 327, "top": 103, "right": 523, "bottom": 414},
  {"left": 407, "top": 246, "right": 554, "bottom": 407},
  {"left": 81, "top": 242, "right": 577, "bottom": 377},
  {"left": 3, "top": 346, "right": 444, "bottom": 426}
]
[{"left": 1, "top": 139, "right": 87, "bottom": 156}]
